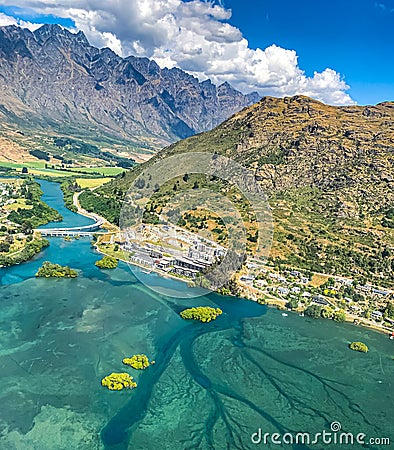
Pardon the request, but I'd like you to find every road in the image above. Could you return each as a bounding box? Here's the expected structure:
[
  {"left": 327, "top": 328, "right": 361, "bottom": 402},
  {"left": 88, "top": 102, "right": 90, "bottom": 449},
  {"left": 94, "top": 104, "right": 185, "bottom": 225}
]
[{"left": 73, "top": 191, "right": 119, "bottom": 232}]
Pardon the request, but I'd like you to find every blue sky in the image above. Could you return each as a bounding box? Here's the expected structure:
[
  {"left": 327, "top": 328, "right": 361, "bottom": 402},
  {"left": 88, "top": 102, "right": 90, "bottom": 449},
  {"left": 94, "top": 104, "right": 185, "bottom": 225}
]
[
  {"left": 0, "top": 0, "right": 392, "bottom": 105},
  {"left": 224, "top": 0, "right": 394, "bottom": 104},
  {"left": 0, "top": 5, "right": 75, "bottom": 28}
]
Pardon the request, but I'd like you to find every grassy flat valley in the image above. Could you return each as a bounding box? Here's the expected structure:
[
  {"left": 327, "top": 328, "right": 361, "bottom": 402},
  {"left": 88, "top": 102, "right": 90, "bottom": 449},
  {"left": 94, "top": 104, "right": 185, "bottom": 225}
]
[{"left": 0, "top": 160, "right": 126, "bottom": 178}]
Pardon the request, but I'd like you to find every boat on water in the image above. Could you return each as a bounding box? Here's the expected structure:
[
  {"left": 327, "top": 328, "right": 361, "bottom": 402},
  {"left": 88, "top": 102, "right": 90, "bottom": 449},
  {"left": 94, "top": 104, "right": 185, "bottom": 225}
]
[
  {"left": 142, "top": 269, "right": 152, "bottom": 274},
  {"left": 282, "top": 313, "right": 288, "bottom": 317},
  {"left": 390, "top": 331, "right": 394, "bottom": 340}
]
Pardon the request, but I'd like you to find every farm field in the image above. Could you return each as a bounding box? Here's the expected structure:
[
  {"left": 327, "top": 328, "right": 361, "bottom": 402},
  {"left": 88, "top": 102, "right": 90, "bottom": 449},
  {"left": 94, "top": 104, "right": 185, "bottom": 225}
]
[
  {"left": 0, "top": 160, "right": 126, "bottom": 179},
  {"left": 69, "top": 167, "right": 125, "bottom": 176},
  {"left": 75, "top": 178, "right": 112, "bottom": 188}
]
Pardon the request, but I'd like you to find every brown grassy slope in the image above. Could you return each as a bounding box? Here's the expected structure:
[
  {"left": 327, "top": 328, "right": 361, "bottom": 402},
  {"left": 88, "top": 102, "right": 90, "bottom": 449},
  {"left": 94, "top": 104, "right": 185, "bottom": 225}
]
[
  {"left": 151, "top": 95, "right": 394, "bottom": 213},
  {"left": 94, "top": 95, "right": 394, "bottom": 285},
  {"left": 0, "top": 134, "right": 35, "bottom": 162}
]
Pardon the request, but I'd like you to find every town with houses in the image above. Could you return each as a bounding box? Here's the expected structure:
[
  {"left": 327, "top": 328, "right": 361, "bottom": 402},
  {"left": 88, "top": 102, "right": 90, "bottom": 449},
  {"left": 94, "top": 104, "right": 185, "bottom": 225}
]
[
  {"left": 0, "top": 178, "right": 20, "bottom": 221},
  {"left": 237, "top": 263, "right": 394, "bottom": 332},
  {"left": 96, "top": 221, "right": 394, "bottom": 337},
  {"left": 0, "top": 179, "right": 30, "bottom": 254}
]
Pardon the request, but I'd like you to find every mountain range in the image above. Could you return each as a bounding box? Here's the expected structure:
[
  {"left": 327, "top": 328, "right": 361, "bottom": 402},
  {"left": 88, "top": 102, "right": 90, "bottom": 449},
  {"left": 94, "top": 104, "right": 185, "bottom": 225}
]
[{"left": 0, "top": 24, "right": 259, "bottom": 161}]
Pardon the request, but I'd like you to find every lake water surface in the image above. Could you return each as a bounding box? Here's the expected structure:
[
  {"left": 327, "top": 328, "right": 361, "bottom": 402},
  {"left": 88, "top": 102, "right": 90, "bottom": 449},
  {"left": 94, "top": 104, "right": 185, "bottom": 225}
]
[{"left": 0, "top": 180, "right": 392, "bottom": 450}]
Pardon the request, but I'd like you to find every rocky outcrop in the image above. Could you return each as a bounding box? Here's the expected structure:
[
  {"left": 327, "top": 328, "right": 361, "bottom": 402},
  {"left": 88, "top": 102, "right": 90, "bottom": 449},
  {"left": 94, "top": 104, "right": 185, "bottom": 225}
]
[{"left": 131, "top": 95, "right": 394, "bottom": 212}]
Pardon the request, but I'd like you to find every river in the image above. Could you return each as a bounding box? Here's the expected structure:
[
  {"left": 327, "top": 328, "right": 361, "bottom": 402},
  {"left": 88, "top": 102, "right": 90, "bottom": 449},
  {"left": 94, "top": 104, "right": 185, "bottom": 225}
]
[{"left": 0, "top": 179, "right": 393, "bottom": 450}]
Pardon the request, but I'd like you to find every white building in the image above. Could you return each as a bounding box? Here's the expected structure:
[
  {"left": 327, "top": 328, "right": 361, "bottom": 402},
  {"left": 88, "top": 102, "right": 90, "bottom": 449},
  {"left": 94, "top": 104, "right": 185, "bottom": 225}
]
[{"left": 371, "top": 310, "right": 383, "bottom": 321}]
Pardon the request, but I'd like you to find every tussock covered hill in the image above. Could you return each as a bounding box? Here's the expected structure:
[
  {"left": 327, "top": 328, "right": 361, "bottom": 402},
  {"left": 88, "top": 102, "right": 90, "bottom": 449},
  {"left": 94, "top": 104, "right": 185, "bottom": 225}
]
[{"left": 153, "top": 95, "right": 394, "bottom": 212}]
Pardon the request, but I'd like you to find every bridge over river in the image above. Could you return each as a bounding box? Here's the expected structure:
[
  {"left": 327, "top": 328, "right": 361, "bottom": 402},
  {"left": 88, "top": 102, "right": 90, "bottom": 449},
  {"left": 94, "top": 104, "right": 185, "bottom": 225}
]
[{"left": 35, "top": 217, "right": 105, "bottom": 237}]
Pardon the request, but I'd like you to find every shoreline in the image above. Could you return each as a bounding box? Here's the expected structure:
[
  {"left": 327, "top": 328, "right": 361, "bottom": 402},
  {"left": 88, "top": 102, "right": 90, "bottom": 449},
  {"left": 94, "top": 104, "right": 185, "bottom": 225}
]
[
  {"left": 344, "top": 314, "right": 392, "bottom": 336},
  {"left": 261, "top": 297, "right": 393, "bottom": 336},
  {"left": 94, "top": 243, "right": 394, "bottom": 338},
  {"left": 73, "top": 187, "right": 394, "bottom": 339},
  {"left": 94, "top": 244, "right": 195, "bottom": 286},
  {"left": 0, "top": 233, "right": 49, "bottom": 268}
]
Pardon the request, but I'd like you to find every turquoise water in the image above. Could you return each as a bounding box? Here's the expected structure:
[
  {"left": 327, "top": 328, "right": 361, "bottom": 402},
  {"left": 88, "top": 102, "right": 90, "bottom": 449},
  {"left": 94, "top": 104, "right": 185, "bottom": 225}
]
[
  {"left": 37, "top": 179, "right": 95, "bottom": 229},
  {"left": 0, "top": 180, "right": 393, "bottom": 450}
]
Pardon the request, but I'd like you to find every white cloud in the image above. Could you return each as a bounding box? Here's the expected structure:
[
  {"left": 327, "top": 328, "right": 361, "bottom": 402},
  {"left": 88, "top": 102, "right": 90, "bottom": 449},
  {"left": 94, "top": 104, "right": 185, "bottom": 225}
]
[
  {"left": 0, "top": 1, "right": 355, "bottom": 105},
  {"left": 0, "top": 12, "right": 42, "bottom": 31}
]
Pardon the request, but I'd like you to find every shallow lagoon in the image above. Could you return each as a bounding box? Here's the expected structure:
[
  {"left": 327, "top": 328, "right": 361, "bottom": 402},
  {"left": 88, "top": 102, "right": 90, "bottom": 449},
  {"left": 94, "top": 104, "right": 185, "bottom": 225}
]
[{"left": 0, "top": 181, "right": 393, "bottom": 450}]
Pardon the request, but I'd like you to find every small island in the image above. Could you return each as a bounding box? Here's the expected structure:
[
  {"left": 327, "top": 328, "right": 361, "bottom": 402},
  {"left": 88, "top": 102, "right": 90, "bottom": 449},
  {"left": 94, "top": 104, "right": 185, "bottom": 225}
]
[
  {"left": 123, "top": 354, "right": 154, "bottom": 370},
  {"left": 349, "top": 341, "right": 369, "bottom": 353},
  {"left": 101, "top": 372, "right": 137, "bottom": 391},
  {"left": 180, "top": 306, "right": 223, "bottom": 322},
  {"left": 35, "top": 261, "right": 78, "bottom": 278},
  {"left": 95, "top": 255, "right": 118, "bottom": 269}
]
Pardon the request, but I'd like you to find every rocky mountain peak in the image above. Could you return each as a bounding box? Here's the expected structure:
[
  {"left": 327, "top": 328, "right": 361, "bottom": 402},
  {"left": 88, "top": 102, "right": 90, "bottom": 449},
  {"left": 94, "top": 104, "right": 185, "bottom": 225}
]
[
  {"left": 34, "top": 23, "right": 63, "bottom": 36},
  {"left": 218, "top": 81, "right": 235, "bottom": 92},
  {"left": 75, "top": 30, "right": 89, "bottom": 44},
  {"left": 33, "top": 24, "right": 90, "bottom": 53}
]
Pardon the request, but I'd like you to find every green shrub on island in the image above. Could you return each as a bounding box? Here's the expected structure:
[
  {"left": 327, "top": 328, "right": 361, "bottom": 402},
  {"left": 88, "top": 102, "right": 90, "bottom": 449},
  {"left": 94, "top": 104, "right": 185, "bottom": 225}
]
[
  {"left": 95, "top": 255, "right": 118, "bottom": 269},
  {"left": 101, "top": 372, "right": 137, "bottom": 391},
  {"left": 180, "top": 306, "right": 223, "bottom": 322},
  {"left": 35, "top": 261, "right": 78, "bottom": 278},
  {"left": 349, "top": 342, "right": 369, "bottom": 353},
  {"left": 123, "top": 354, "right": 154, "bottom": 370}
]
